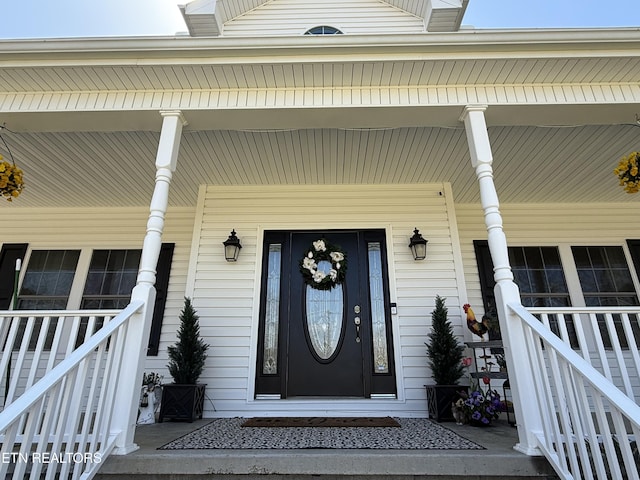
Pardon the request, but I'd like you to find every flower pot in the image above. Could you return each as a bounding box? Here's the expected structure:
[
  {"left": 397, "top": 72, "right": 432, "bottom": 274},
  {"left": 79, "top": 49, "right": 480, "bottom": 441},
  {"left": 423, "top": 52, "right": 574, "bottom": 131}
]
[
  {"left": 425, "top": 385, "right": 467, "bottom": 422},
  {"left": 158, "top": 384, "right": 206, "bottom": 422}
]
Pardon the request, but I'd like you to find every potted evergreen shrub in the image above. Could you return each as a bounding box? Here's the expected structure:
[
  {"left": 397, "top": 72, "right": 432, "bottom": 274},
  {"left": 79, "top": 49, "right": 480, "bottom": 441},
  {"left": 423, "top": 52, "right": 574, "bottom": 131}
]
[
  {"left": 159, "top": 297, "right": 209, "bottom": 422},
  {"left": 424, "top": 295, "right": 466, "bottom": 422}
]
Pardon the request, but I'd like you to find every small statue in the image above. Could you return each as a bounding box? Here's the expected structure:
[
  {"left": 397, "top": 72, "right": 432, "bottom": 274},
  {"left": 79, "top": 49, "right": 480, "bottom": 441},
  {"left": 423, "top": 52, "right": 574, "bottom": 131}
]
[{"left": 451, "top": 398, "right": 466, "bottom": 425}]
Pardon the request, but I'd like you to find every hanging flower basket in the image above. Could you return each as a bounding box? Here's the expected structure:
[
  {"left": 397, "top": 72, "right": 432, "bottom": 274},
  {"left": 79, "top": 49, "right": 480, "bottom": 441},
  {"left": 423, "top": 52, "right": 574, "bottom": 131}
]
[
  {"left": 614, "top": 151, "right": 640, "bottom": 194},
  {"left": 0, "top": 154, "right": 24, "bottom": 202}
]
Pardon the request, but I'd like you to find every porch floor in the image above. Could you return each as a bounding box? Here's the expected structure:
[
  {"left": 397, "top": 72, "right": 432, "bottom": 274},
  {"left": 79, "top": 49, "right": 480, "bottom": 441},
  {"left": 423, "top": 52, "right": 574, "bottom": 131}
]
[{"left": 96, "top": 418, "right": 559, "bottom": 479}]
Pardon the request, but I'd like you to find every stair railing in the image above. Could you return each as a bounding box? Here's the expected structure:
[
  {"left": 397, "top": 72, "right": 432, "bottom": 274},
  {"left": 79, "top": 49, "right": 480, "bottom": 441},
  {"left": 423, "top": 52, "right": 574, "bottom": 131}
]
[
  {"left": 0, "top": 300, "right": 143, "bottom": 480},
  {"left": 509, "top": 302, "right": 640, "bottom": 480}
]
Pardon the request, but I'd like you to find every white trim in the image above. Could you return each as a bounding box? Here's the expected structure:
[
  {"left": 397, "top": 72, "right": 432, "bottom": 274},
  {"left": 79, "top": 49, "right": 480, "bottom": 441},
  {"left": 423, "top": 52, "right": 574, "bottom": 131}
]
[
  {"left": 184, "top": 184, "right": 207, "bottom": 297},
  {"left": 385, "top": 224, "right": 406, "bottom": 403},
  {"left": 2, "top": 28, "right": 639, "bottom": 57},
  {"left": 443, "top": 182, "right": 469, "bottom": 306}
]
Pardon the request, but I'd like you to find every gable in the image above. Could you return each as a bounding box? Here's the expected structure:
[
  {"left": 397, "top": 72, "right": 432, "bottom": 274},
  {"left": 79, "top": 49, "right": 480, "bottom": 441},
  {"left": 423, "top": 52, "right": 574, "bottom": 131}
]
[
  {"left": 223, "top": 0, "right": 425, "bottom": 36},
  {"left": 180, "top": 0, "right": 468, "bottom": 37}
]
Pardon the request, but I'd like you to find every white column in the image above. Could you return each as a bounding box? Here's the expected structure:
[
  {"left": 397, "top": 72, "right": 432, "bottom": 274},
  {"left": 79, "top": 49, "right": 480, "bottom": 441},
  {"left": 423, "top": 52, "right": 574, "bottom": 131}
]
[
  {"left": 460, "top": 105, "right": 543, "bottom": 456},
  {"left": 111, "top": 110, "right": 187, "bottom": 455}
]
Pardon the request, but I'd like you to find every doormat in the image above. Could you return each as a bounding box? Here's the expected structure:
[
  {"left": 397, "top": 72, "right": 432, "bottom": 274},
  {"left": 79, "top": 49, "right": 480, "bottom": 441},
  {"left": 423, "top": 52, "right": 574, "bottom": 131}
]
[
  {"left": 159, "top": 417, "right": 484, "bottom": 450},
  {"left": 241, "top": 416, "right": 400, "bottom": 427}
]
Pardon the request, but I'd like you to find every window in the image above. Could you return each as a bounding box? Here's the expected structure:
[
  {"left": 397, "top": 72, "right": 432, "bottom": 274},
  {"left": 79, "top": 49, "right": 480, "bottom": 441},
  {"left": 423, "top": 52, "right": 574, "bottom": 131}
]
[
  {"left": 17, "top": 250, "right": 80, "bottom": 310},
  {"left": 509, "top": 246, "right": 575, "bottom": 345},
  {"left": 572, "top": 246, "right": 638, "bottom": 307},
  {"left": 81, "top": 250, "right": 141, "bottom": 309},
  {"left": 572, "top": 246, "right": 640, "bottom": 348},
  {"left": 75, "top": 249, "right": 141, "bottom": 346},
  {"left": 304, "top": 26, "right": 343, "bottom": 35},
  {"left": 15, "top": 250, "right": 81, "bottom": 350},
  {"left": 510, "top": 247, "right": 570, "bottom": 308}
]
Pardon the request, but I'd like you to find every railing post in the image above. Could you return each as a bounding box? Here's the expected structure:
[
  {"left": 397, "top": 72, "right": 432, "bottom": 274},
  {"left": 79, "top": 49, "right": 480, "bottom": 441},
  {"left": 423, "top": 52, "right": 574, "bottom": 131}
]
[
  {"left": 460, "top": 105, "right": 543, "bottom": 455},
  {"left": 111, "top": 110, "right": 186, "bottom": 455}
]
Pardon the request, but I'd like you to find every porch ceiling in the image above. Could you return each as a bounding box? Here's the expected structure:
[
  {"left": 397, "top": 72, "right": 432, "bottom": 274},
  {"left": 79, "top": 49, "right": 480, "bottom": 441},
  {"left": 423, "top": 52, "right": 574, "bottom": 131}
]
[
  {"left": 1, "top": 119, "right": 638, "bottom": 208},
  {"left": 1, "top": 30, "right": 639, "bottom": 208}
]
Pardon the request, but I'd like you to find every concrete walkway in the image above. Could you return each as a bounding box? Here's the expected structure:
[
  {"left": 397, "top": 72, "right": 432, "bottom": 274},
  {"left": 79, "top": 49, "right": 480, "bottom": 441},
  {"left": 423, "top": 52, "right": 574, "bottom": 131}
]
[{"left": 96, "top": 418, "right": 559, "bottom": 479}]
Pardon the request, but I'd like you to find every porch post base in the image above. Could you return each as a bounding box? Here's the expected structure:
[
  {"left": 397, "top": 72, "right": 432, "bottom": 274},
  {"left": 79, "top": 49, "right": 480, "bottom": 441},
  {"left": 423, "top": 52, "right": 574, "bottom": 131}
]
[
  {"left": 112, "top": 443, "right": 140, "bottom": 456},
  {"left": 513, "top": 443, "right": 542, "bottom": 457}
]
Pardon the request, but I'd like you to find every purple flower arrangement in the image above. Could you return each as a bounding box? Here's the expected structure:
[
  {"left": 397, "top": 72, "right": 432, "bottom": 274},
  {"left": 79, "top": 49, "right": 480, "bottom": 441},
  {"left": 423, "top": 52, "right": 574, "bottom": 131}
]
[{"left": 460, "top": 387, "right": 502, "bottom": 426}]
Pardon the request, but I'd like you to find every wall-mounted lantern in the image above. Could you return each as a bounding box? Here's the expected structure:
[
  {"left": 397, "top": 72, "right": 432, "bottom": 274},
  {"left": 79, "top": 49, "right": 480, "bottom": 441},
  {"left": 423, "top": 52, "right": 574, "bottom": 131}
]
[
  {"left": 408, "top": 228, "right": 428, "bottom": 261},
  {"left": 223, "top": 230, "right": 242, "bottom": 262}
]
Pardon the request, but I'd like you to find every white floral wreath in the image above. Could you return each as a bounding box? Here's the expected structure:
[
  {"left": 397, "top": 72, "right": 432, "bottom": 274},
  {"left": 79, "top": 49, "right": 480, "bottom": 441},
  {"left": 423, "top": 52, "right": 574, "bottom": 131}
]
[{"left": 300, "top": 239, "right": 347, "bottom": 290}]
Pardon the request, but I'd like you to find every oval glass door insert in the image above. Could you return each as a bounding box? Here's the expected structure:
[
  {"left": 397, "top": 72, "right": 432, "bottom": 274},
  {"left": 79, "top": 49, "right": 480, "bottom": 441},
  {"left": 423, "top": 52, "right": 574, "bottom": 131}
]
[{"left": 305, "top": 260, "right": 344, "bottom": 361}]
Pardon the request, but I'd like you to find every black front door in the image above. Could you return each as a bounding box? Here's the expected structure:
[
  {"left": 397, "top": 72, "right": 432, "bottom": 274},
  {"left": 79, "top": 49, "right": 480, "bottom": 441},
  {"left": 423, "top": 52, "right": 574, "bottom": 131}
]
[
  {"left": 254, "top": 229, "right": 396, "bottom": 399},
  {"left": 286, "top": 232, "right": 364, "bottom": 397}
]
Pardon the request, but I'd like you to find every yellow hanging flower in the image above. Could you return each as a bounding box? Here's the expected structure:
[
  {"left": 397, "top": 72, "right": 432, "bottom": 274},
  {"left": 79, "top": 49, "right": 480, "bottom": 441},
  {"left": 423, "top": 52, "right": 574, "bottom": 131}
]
[
  {"left": 614, "top": 151, "right": 640, "bottom": 194},
  {"left": 0, "top": 154, "right": 25, "bottom": 202}
]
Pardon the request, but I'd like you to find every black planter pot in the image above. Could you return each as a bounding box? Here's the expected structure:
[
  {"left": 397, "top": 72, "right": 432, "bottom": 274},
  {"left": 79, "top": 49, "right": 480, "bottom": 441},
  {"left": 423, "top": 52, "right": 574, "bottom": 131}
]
[
  {"left": 425, "top": 384, "right": 467, "bottom": 422},
  {"left": 158, "top": 384, "right": 206, "bottom": 422}
]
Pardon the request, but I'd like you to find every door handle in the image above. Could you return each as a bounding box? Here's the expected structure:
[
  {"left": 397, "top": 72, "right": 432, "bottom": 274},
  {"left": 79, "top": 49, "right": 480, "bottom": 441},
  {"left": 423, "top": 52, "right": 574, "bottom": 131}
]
[{"left": 354, "top": 316, "right": 361, "bottom": 343}]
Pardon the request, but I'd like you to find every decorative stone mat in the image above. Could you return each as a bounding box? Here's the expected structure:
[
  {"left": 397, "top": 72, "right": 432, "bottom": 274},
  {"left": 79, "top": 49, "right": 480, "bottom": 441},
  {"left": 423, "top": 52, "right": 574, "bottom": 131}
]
[{"left": 159, "top": 417, "right": 484, "bottom": 450}]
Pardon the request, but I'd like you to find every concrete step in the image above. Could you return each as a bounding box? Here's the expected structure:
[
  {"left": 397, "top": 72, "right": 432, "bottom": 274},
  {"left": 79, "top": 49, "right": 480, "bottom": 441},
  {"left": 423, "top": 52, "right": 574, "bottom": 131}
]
[{"left": 95, "top": 419, "right": 559, "bottom": 479}]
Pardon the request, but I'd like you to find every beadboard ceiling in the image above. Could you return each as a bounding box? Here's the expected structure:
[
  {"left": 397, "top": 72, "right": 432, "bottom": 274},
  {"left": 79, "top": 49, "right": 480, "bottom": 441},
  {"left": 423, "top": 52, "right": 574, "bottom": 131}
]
[
  {"left": 1, "top": 30, "right": 639, "bottom": 208},
  {"left": 1, "top": 122, "right": 638, "bottom": 208}
]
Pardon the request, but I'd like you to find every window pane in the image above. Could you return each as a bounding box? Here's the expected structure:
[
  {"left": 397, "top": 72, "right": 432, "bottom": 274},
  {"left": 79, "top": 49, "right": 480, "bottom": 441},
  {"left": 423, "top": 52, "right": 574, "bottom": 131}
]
[
  {"left": 541, "top": 247, "right": 562, "bottom": 268},
  {"left": 262, "top": 244, "right": 281, "bottom": 375},
  {"left": 368, "top": 242, "right": 389, "bottom": 374},
  {"left": 605, "top": 247, "right": 628, "bottom": 268},
  {"left": 525, "top": 248, "right": 544, "bottom": 269},
  {"left": 572, "top": 247, "right": 590, "bottom": 268},
  {"left": 546, "top": 269, "right": 568, "bottom": 293}
]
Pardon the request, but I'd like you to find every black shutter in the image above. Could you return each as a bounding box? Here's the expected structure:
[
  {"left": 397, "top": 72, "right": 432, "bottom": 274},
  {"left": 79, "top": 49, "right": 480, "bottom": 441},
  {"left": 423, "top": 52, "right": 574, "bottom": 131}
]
[
  {"left": 472, "top": 240, "right": 502, "bottom": 341},
  {"left": 147, "top": 243, "right": 174, "bottom": 356},
  {"left": 473, "top": 240, "right": 497, "bottom": 315},
  {"left": 0, "top": 244, "right": 28, "bottom": 309}
]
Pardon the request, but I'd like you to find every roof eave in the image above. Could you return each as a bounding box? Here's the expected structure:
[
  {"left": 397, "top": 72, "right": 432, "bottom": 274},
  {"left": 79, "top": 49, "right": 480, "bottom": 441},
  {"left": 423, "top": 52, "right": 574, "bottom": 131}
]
[{"left": 1, "top": 28, "right": 639, "bottom": 62}]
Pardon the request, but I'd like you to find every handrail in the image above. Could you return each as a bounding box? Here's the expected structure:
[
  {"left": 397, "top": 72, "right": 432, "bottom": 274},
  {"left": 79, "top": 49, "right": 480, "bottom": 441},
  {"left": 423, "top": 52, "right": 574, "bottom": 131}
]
[
  {"left": 0, "top": 309, "right": 122, "bottom": 317},
  {"left": 508, "top": 302, "right": 640, "bottom": 480},
  {"left": 509, "top": 303, "right": 640, "bottom": 419},
  {"left": 0, "top": 301, "right": 143, "bottom": 430},
  {"left": 0, "top": 300, "right": 144, "bottom": 479}
]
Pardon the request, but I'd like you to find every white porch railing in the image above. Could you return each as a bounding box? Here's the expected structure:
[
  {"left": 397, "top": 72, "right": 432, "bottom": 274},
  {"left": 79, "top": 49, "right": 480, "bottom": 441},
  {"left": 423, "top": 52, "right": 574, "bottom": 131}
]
[
  {"left": 0, "top": 309, "right": 122, "bottom": 409},
  {"left": 0, "top": 301, "right": 143, "bottom": 480},
  {"left": 511, "top": 303, "right": 640, "bottom": 480}
]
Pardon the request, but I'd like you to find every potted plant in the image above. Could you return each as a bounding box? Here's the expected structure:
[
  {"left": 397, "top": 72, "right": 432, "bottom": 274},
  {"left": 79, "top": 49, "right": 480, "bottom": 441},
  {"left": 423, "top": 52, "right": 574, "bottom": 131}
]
[
  {"left": 424, "top": 295, "right": 466, "bottom": 422},
  {"left": 159, "top": 297, "right": 209, "bottom": 422}
]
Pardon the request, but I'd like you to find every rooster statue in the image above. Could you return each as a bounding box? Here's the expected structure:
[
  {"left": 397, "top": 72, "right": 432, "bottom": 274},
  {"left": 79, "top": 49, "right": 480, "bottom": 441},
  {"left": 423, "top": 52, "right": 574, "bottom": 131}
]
[{"left": 463, "top": 304, "right": 490, "bottom": 340}]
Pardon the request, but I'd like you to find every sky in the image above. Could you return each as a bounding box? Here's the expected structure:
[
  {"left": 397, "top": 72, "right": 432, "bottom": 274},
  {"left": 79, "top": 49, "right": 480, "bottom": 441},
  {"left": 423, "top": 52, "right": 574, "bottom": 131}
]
[{"left": 0, "top": 0, "right": 638, "bottom": 39}]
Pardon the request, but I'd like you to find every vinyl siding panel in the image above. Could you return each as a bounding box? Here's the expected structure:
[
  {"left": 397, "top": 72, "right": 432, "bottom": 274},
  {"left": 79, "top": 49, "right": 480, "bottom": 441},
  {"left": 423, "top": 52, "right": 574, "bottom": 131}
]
[
  {"left": 189, "top": 184, "right": 464, "bottom": 417},
  {"left": 223, "top": 0, "right": 424, "bottom": 36}
]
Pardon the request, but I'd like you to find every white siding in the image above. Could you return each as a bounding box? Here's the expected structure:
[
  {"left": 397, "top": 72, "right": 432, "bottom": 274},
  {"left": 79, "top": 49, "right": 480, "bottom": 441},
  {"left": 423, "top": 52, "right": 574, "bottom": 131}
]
[
  {"left": 0, "top": 206, "right": 197, "bottom": 375},
  {"left": 223, "top": 0, "right": 425, "bottom": 36},
  {"left": 188, "top": 184, "right": 464, "bottom": 417}
]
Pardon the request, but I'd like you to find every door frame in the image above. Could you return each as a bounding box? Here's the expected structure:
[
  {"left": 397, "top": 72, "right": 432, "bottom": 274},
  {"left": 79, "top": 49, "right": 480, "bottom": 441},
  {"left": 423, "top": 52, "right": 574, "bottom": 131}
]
[{"left": 254, "top": 228, "right": 397, "bottom": 399}]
